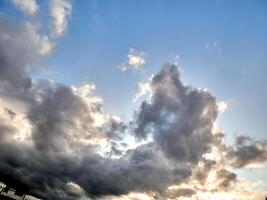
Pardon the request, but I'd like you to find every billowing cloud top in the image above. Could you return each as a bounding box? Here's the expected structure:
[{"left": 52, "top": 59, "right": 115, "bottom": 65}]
[{"left": 0, "top": 2, "right": 266, "bottom": 200}]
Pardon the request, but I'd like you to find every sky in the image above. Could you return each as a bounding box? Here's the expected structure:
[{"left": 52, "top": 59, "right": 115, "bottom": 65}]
[
  {"left": 0, "top": 0, "right": 266, "bottom": 200},
  {"left": 51, "top": 0, "right": 267, "bottom": 137}
]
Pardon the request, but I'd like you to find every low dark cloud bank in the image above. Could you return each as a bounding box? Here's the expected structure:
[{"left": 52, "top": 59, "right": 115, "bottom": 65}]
[{"left": 0, "top": 11, "right": 267, "bottom": 200}]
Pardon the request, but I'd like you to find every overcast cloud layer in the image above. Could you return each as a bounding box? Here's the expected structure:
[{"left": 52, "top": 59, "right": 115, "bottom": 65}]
[{"left": 0, "top": 1, "right": 266, "bottom": 200}]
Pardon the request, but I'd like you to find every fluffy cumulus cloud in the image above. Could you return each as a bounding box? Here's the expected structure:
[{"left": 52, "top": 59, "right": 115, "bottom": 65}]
[
  {"left": 11, "top": 0, "right": 39, "bottom": 15},
  {"left": 117, "top": 48, "right": 148, "bottom": 71},
  {"left": 133, "top": 65, "right": 218, "bottom": 164},
  {"left": 0, "top": 2, "right": 267, "bottom": 200}
]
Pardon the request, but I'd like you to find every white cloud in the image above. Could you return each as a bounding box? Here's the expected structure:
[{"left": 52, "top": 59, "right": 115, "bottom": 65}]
[
  {"left": 117, "top": 48, "right": 148, "bottom": 71},
  {"left": 11, "top": 0, "right": 38, "bottom": 15},
  {"left": 216, "top": 101, "right": 228, "bottom": 113},
  {"left": 133, "top": 75, "right": 153, "bottom": 103},
  {"left": 49, "top": 0, "right": 72, "bottom": 38},
  {"left": 25, "top": 22, "right": 54, "bottom": 56},
  {"left": 128, "top": 49, "right": 146, "bottom": 68}
]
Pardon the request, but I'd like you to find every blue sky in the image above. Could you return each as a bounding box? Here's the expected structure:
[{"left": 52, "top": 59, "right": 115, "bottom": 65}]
[{"left": 40, "top": 0, "right": 267, "bottom": 140}]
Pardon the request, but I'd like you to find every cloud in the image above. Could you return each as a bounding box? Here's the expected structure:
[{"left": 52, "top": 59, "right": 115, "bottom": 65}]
[
  {"left": 117, "top": 48, "right": 148, "bottom": 71},
  {"left": 134, "top": 65, "right": 218, "bottom": 164},
  {"left": 0, "top": 17, "right": 54, "bottom": 98},
  {"left": 216, "top": 168, "right": 237, "bottom": 189},
  {"left": 133, "top": 75, "right": 153, "bottom": 103},
  {"left": 167, "top": 188, "right": 196, "bottom": 198},
  {"left": 227, "top": 136, "right": 267, "bottom": 168},
  {"left": 49, "top": 0, "right": 72, "bottom": 38},
  {"left": 216, "top": 101, "right": 228, "bottom": 113},
  {"left": 0, "top": 20, "right": 178, "bottom": 197},
  {"left": 0, "top": 4, "right": 266, "bottom": 200},
  {"left": 11, "top": 0, "right": 38, "bottom": 15},
  {"left": 0, "top": 59, "right": 266, "bottom": 199}
]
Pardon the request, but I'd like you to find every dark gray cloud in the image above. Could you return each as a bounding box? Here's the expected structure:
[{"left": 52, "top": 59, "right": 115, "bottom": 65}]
[
  {"left": 194, "top": 159, "right": 216, "bottom": 185},
  {"left": 0, "top": 18, "right": 32, "bottom": 89},
  {"left": 0, "top": 139, "right": 190, "bottom": 199},
  {"left": 227, "top": 136, "right": 267, "bottom": 168},
  {"left": 0, "top": 16, "right": 53, "bottom": 109},
  {"left": 134, "top": 65, "right": 218, "bottom": 164},
  {"left": 29, "top": 85, "right": 94, "bottom": 152},
  {"left": 216, "top": 168, "right": 237, "bottom": 190},
  {"left": 0, "top": 17, "right": 51, "bottom": 87},
  {"left": 0, "top": 62, "right": 208, "bottom": 199}
]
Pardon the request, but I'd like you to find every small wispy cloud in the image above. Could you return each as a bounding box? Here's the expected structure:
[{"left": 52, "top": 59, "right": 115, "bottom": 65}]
[
  {"left": 216, "top": 100, "right": 228, "bottom": 113},
  {"left": 117, "top": 48, "right": 148, "bottom": 72},
  {"left": 11, "top": 0, "right": 39, "bottom": 15},
  {"left": 205, "top": 41, "right": 222, "bottom": 57},
  {"left": 205, "top": 42, "right": 217, "bottom": 49},
  {"left": 49, "top": 0, "right": 72, "bottom": 38}
]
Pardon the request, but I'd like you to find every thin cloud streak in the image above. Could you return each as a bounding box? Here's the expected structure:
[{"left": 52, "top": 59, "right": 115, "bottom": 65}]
[{"left": 49, "top": 0, "right": 72, "bottom": 38}]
